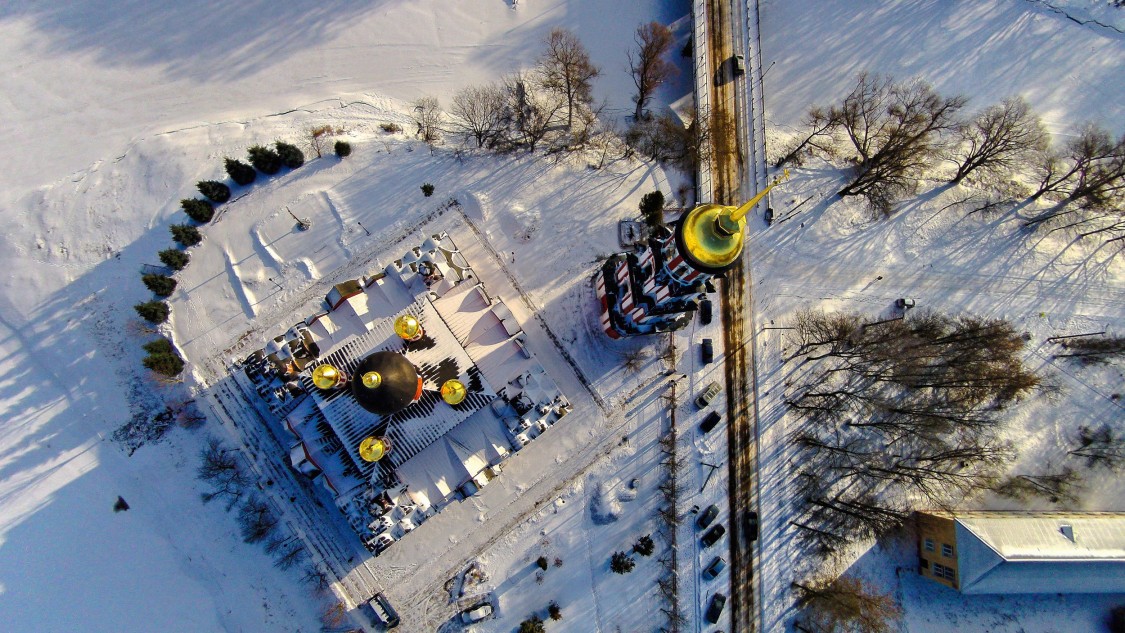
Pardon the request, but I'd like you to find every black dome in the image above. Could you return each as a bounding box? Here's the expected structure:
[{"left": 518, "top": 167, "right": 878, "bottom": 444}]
[{"left": 350, "top": 351, "right": 422, "bottom": 415}]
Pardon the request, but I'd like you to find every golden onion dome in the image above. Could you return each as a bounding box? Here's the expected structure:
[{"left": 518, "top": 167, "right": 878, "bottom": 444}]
[
  {"left": 311, "top": 363, "right": 344, "bottom": 390},
  {"left": 440, "top": 379, "right": 467, "bottom": 405},
  {"left": 394, "top": 314, "right": 423, "bottom": 340},
  {"left": 678, "top": 203, "right": 746, "bottom": 272},
  {"left": 358, "top": 436, "right": 390, "bottom": 462},
  {"left": 361, "top": 371, "right": 383, "bottom": 389}
]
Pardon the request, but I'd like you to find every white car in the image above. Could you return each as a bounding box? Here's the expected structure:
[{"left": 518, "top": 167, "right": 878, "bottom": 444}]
[{"left": 461, "top": 603, "right": 493, "bottom": 624}]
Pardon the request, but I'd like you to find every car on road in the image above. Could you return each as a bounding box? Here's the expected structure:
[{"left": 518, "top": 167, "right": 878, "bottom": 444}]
[
  {"left": 746, "top": 511, "right": 759, "bottom": 541},
  {"left": 695, "top": 381, "right": 721, "bottom": 409},
  {"left": 461, "top": 603, "right": 493, "bottom": 624},
  {"left": 697, "top": 504, "right": 719, "bottom": 529},
  {"left": 732, "top": 54, "right": 745, "bottom": 76},
  {"left": 702, "top": 556, "right": 727, "bottom": 580},
  {"left": 701, "top": 338, "right": 713, "bottom": 364},
  {"left": 896, "top": 297, "right": 916, "bottom": 309},
  {"left": 701, "top": 524, "right": 726, "bottom": 548},
  {"left": 705, "top": 593, "right": 727, "bottom": 624},
  {"left": 699, "top": 298, "right": 712, "bottom": 325},
  {"left": 764, "top": 207, "right": 774, "bottom": 225},
  {"left": 700, "top": 411, "right": 722, "bottom": 433}
]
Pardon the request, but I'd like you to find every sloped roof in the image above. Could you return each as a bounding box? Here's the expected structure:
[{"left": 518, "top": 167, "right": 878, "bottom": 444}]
[{"left": 955, "top": 513, "right": 1125, "bottom": 594}]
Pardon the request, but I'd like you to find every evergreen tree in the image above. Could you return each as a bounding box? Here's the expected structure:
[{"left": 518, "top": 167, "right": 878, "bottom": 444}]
[
  {"left": 225, "top": 158, "right": 257, "bottom": 186},
  {"left": 181, "top": 198, "right": 214, "bottom": 223},
  {"left": 421, "top": 183, "right": 435, "bottom": 197},
  {"left": 274, "top": 141, "right": 305, "bottom": 169},
  {"left": 196, "top": 180, "right": 231, "bottom": 203},
  {"left": 536, "top": 556, "right": 549, "bottom": 570},
  {"left": 518, "top": 616, "right": 545, "bottom": 633},
  {"left": 247, "top": 145, "right": 282, "bottom": 175},
  {"left": 170, "top": 224, "right": 202, "bottom": 247},
  {"left": 143, "top": 352, "right": 184, "bottom": 376},
  {"left": 609, "top": 551, "right": 635, "bottom": 574},
  {"left": 548, "top": 602, "right": 562, "bottom": 621},
  {"left": 632, "top": 534, "right": 655, "bottom": 556},
  {"left": 143, "top": 338, "right": 174, "bottom": 355},
  {"left": 134, "top": 300, "right": 170, "bottom": 324},
  {"left": 142, "top": 274, "right": 177, "bottom": 297},
  {"left": 334, "top": 141, "right": 352, "bottom": 157},
  {"left": 159, "top": 248, "right": 190, "bottom": 271},
  {"left": 639, "top": 190, "right": 665, "bottom": 229}
]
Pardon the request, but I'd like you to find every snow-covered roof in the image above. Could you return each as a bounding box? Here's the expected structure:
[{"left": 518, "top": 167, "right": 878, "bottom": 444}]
[{"left": 955, "top": 513, "right": 1125, "bottom": 594}]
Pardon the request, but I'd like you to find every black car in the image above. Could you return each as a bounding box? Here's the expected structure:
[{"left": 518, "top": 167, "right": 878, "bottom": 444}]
[
  {"left": 700, "top": 411, "right": 722, "bottom": 433},
  {"left": 697, "top": 504, "right": 719, "bottom": 529},
  {"left": 764, "top": 207, "right": 774, "bottom": 225},
  {"left": 746, "top": 511, "right": 759, "bottom": 541},
  {"left": 701, "top": 524, "right": 725, "bottom": 548},
  {"left": 701, "top": 338, "right": 713, "bottom": 364},
  {"left": 699, "top": 299, "right": 713, "bottom": 325},
  {"left": 705, "top": 593, "right": 727, "bottom": 624}
]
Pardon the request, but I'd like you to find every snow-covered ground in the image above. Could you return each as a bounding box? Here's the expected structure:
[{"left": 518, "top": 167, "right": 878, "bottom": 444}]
[{"left": 757, "top": 0, "right": 1125, "bottom": 630}]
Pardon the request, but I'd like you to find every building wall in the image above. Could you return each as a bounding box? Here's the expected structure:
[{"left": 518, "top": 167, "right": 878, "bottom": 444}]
[{"left": 915, "top": 511, "right": 959, "bottom": 590}]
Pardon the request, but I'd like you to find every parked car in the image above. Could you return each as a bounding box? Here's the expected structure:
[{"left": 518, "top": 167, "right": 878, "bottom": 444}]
[
  {"left": 764, "top": 207, "right": 774, "bottom": 225},
  {"left": 370, "top": 593, "right": 400, "bottom": 628},
  {"left": 697, "top": 504, "right": 719, "bottom": 529},
  {"left": 746, "top": 511, "right": 759, "bottom": 541},
  {"left": 701, "top": 524, "right": 726, "bottom": 548},
  {"left": 461, "top": 603, "right": 493, "bottom": 624},
  {"left": 705, "top": 593, "right": 728, "bottom": 624},
  {"left": 700, "top": 411, "right": 722, "bottom": 433},
  {"left": 732, "top": 54, "right": 745, "bottom": 76},
  {"left": 699, "top": 298, "right": 713, "bottom": 325},
  {"left": 695, "top": 381, "right": 721, "bottom": 409},
  {"left": 703, "top": 556, "right": 727, "bottom": 580},
  {"left": 701, "top": 338, "right": 714, "bottom": 364},
  {"left": 896, "top": 297, "right": 916, "bottom": 309}
]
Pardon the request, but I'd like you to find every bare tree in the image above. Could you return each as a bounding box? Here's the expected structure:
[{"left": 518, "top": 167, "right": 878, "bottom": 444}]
[
  {"left": 537, "top": 28, "right": 599, "bottom": 130},
  {"left": 1055, "top": 334, "right": 1125, "bottom": 363},
  {"left": 1026, "top": 125, "right": 1125, "bottom": 241},
  {"left": 776, "top": 107, "right": 840, "bottom": 168},
  {"left": 1069, "top": 425, "right": 1124, "bottom": 471},
  {"left": 793, "top": 576, "right": 902, "bottom": 633},
  {"left": 449, "top": 83, "right": 508, "bottom": 148},
  {"left": 994, "top": 467, "right": 1084, "bottom": 504},
  {"left": 834, "top": 74, "right": 967, "bottom": 215},
  {"left": 948, "top": 96, "right": 1047, "bottom": 184},
  {"left": 305, "top": 125, "right": 341, "bottom": 159},
  {"left": 502, "top": 73, "right": 565, "bottom": 153},
  {"left": 629, "top": 22, "right": 677, "bottom": 121},
  {"left": 273, "top": 540, "right": 306, "bottom": 570},
  {"left": 198, "top": 436, "right": 249, "bottom": 510},
  {"left": 238, "top": 496, "right": 279, "bottom": 544},
  {"left": 410, "top": 96, "right": 443, "bottom": 144}
]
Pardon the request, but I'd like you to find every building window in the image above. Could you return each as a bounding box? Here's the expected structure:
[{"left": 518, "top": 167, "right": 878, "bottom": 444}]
[
  {"left": 924, "top": 538, "right": 934, "bottom": 552},
  {"left": 919, "top": 558, "right": 929, "bottom": 569},
  {"left": 933, "top": 563, "right": 956, "bottom": 581},
  {"left": 942, "top": 543, "right": 954, "bottom": 558}
]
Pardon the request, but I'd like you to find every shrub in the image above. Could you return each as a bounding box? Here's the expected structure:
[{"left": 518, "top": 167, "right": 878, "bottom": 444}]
[
  {"left": 548, "top": 602, "right": 562, "bottom": 621},
  {"left": 536, "top": 556, "right": 549, "bottom": 571},
  {"left": 633, "top": 534, "right": 655, "bottom": 556},
  {"left": 134, "top": 301, "right": 170, "bottom": 324},
  {"left": 181, "top": 198, "right": 214, "bottom": 223},
  {"left": 518, "top": 616, "right": 545, "bottom": 633},
  {"left": 144, "top": 351, "right": 184, "bottom": 376},
  {"left": 196, "top": 180, "right": 231, "bottom": 203},
  {"left": 380, "top": 122, "right": 403, "bottom": 134},
  {"left": 334, "top": 141, "right": 351, "bottom": 157},
  {"left": 275, "top": 141, "right": 305, "bottom": 169},
  {"left": 159, "top": 249, "right": 189, "bottom": 271},
  {"left": 170, "top": 224, "right": 202, "bottom": 247},
  {"left": 609, "top": 551, "right": 635, "bottom": 574},
  {"left": 248, "top": 145, "right": 282, "bottom": 174},
  {"left": 142, "top": 274, "right": 177, "bottom": 297},
  {"left": 143, "top": 338, "right": 174, "bottom": 355},
  {"left": 421, "top": 183, "right": 435, "bottom": 197},
  {"left": 224, "top": 158, "right": 257, "bottom": 186}
]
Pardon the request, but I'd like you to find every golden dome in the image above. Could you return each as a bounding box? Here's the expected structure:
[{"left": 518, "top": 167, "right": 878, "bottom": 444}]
[
  {"left": 440, "top": 379, "right": 467, "bottom": 405},
  {"left": 361, "top": 371, "right": 383, "bottom": 389},
  {"left": 679, "top": 203, "right": 746, "bottom": 271},
  {"left": 394, "top": 314, "right": 423, "bottom": 340},
  {"left": 358, "top": 436, "right": 390, "bottom": 462},
  {"left": 311, "top": 363, "right": 344, "bottom": 389}
]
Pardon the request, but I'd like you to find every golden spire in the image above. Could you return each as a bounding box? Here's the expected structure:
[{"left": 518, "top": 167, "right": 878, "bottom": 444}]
[
  {"left": 311, "top": 363, "right": 344, "bottom": 390},
  {"left": 361, "top": 371, "right": 383, "bottom": 389},
  {"left": 679, "top": 170, "right": 790, "bottom": 270},
  {"left": 394, "top": 314, "right": 423, "bottom": 341},
  {"left": 358, "top": 436, "right": 390, "bottom": 462},
  {"left": 440, "top": 379, "right": 467, "bottom": 405}
]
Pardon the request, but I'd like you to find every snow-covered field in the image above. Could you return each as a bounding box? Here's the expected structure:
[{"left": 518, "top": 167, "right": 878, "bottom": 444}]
[
  {"left": 757, "top": 0, "right": 1125, "bottom": 630},
  {"left": 1, "top": 0, "right": 1122, "bottom": 632}
]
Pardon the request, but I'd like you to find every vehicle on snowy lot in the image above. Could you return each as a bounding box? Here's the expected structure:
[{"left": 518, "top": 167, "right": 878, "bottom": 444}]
[
  {"left": 696, "top": 381, "right": 721, "bottom": 409},
  {"left": 699, "top": 298, "right": 713, "bottom": 324},
  {"left": 705, "top": 593, "right": 727, "bottom": 623},
  {"left": 701, "top": 338, "right": 714, "bottom": 364},
  {"left": 700, "top": 411, "right": 722, "bottom": 433},
  {"left": 701, "top": 524, "right": 726, "bottom": 548},
  {"left": 703, "top": 556, "right": 727, "bottom": 580},
  {"left": 697, "top": 504, "right": 719, "bottom": 529},
  {"left": 461, "top": 603, "right": 493, "bottom": 624},
  {"left": 896, "top": 297, "right": 916, "bottom": 309}
]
